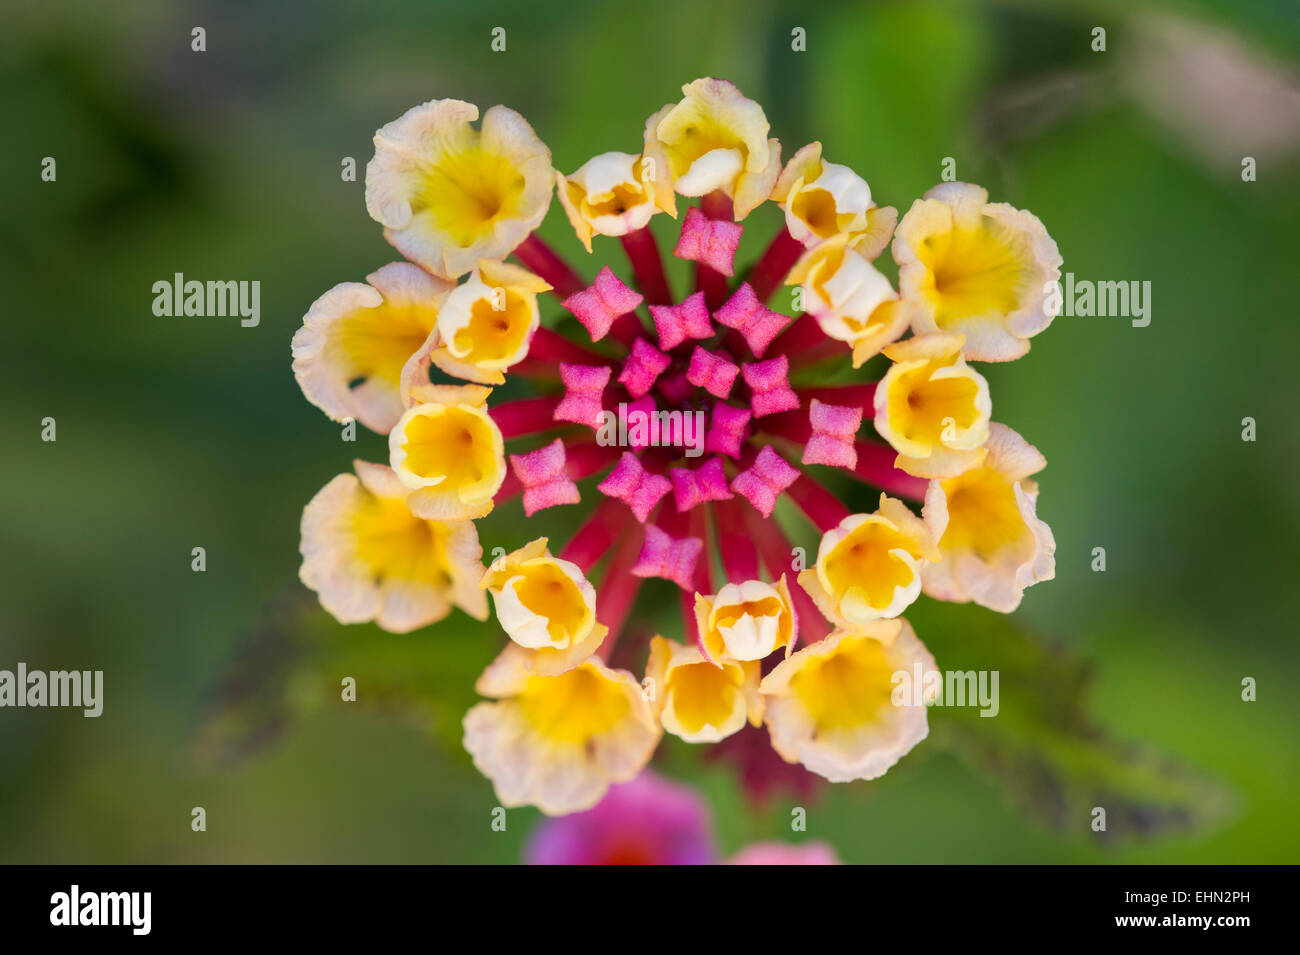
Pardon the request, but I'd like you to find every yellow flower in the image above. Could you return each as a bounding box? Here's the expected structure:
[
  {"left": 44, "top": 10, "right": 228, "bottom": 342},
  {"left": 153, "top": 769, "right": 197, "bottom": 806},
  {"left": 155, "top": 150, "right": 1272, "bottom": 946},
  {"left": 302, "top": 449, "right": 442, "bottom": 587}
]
[
  {"left": 645, "top": 636, "right": 762, "bottom": 743},
  {"left": 759, "top": 620, "right": 936, "bottom": 782},
  {"left": 413, "top": 260, "right": 550, "bottom": 385},
  {"left": 556, "top": 152, "right": 665, "bottom": 251},
  {"left": 388, "top": 384, "right": 505, "bottom": 520},
  {"left": 787, "top": 234, "right": 910, "bottom": 367},
  {"left": 481, "top": 538, "right": 607, "bottom": 668},
  {"left": 873, "top": 332, "right": 992, "bottom": 478},
  {"left": 893, "top": 182, "right": 1062, "bottom": 361},
  {"left": 298, "top": 460, "right": 488, "bottom": 633},
  {"left": 463, "top": 644, "right": 661, "bottom": 815},
  {"left": 365, "top": 99, "right": 554, "bottom": 279},
  {"left": 693, "top": 577, "right": 797, "bottom": 662},
  {"left": 799, "top": 494, "right": 942, "bottom": 629},
  {"left": 292, "top": 262, "right": 453, "bottom": 433},
  {"left": 772, "top": 142, "right": 897, "bottom": 257},
  {"left": 922, "top": 423, "right": 1055, "bottom": 612},
  {"left": 643, "top": 77, "right": 781, "bottom": 219}
]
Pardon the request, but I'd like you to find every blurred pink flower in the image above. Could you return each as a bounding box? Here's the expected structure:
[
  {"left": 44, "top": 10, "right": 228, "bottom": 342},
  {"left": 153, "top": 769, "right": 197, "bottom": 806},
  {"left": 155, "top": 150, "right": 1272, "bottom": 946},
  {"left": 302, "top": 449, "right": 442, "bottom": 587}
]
[
  {"left": 524, "top": 771, "right": 715, "bottom": 865},
  {"left": 729, "top": 841, "right": 840, "bottom": 865}
]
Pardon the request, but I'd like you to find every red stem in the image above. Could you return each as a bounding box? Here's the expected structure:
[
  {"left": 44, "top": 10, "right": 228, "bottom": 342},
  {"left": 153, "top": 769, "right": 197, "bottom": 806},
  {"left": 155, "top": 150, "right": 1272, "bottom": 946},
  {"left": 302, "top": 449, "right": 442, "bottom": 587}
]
[
  {"left": 714, "top": 498, "right": 761, "bottom": 581},
  {"left": 528, "top": 326, "right": 612, "bottom": 367},
  {"left": 853, "top": 441, "right": 928, "bottom": 501},
  {"left": 513, "top": 235, "right": 587, "bottom": 299},
  {"left": 564, "top": 441, "right": 622, "bottom": 482},
  {"left": 785, "top": 473, "right": 852, "bottom": 532},
  {"left": 620, "top": 227, "right": 673, "bottom": 306},
  {"left": 559, "top": 496, "right": 632, "bottom": 570},
  {"left": 746, "top": 226, "right": 805, "bottom": 304},
  {"left": 758, "top": 409, "right": 812, "bottom": 444},
  {"left": 796, "top": 382, "right": 878, "bottom": 412},
  {"left": 490, "top": 396, "right": 561, "bottom": 439},
  {"left": 608, "top": 312, "right": 645, "bottom": 348},
  {"left": 741, "top": 506, "right": 831, "bottom": 645},
  {"left": 673, "top": 507, "right": 713, "bottom": 646},
  {"left": 769, "top": 313, "right": 826, "bottom": 358},
  {"left": 592, "top": 524, "right": 647, "bottom": 661}
]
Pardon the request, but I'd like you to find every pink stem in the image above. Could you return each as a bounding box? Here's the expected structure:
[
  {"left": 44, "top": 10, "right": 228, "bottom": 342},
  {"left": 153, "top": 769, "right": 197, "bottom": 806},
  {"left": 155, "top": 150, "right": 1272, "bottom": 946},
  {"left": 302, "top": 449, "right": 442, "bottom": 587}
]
[
  {"left": 560, "top": 496, "right": 633, "bottom": 570},
  {"left": 608, "top": 312, "right": 645, "bottom": 348},
  {"left": 689, "top": 507, "right": 713, "bottom": 593},
  {"left": 528, "top": 327, "right": 612, "bottom": 367},
  {"left": 769, "top": 313, "right": 827, "bottom": 360},
  {"left": 853, "top": 441, "right": 928, "bottom": 501},
  {"left": 696, "top": 192, "right": 733, "bottom": 311},
  {"left": 513, "top": 234, "right": 587, "bottom": 299},
  {"left": 494, "top": 471, "right": 522, "bottom": 504},
  {"left": 620, "top": 227, "right": 673, "bottom": 305},
  {"left": 489, "top": 396, "right": 561, "bottom": 439},
  {"left": 714, "top": 498, "right": 761, "bottom": 581},
  {"left": 593, "top": 525, "right": 647, "bottom": 661},
  {"left": 771, "top": 314, "right": 848, "bottom": 370},
  {"left": 565, "top": 441, "right": 622, "bottom": 482},
  {"left": 747, "top": 226, "right": 805, "bottom": 303},
  {"left": 665, "top": 507, "right": 712, "bottom": 647},
  {"left": 742, "top": 505, "right": 831, "bottom": 645},
  {"left": 785, "top": 473, "right": 851, "bottom": 532}
]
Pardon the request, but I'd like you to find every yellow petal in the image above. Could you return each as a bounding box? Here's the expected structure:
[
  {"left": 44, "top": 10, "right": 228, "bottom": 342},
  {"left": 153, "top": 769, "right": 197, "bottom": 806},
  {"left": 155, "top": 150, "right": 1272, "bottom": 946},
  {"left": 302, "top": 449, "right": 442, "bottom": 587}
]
[
  {"left": 299, "top": 461, "right": 488, "bottom": 632},
  {"left": 292, "top": 263, "right": 453, "bottom": 433},
  {"left": 893, "top": 182, "right": 1062, "bottom": 361},
  {"left": 366, "top": 100, "right": 554, "bottom": 279}
]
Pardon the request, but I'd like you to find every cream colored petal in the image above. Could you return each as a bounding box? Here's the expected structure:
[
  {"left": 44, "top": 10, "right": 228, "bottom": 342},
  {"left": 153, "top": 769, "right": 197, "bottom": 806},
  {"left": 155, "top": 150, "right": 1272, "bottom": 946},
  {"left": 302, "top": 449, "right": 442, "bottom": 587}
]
[
  {"left": 849, "top": 205, "right": 898, "bottom": 262},
  {"left": 771, "top": 141, "right": 822, "bottom": 203},
  {"left": 292, "top": 283, "right": 394, "bottom": 434},
  {"left": 734, "top": 137, "right": 782, "bottom": 219},
  {"left": 365, "top": 100, "right": 553, "bottom": 280},
  {"left": 641, "top": 105, "right": 678, "bottom": 217},
  {"left": 299, "top": 473, "right": 380, "bottom": 626},
  {"left": 760, "top": 623, "right": 934, "bottom": 782}
]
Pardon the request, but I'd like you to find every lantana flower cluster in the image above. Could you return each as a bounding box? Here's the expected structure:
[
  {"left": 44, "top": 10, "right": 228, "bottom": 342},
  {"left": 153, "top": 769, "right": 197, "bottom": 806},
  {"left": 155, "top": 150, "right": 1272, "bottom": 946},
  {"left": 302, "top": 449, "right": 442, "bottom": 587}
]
[{"left": 293, "top": 78, "right": 1062, "bottom": 816}]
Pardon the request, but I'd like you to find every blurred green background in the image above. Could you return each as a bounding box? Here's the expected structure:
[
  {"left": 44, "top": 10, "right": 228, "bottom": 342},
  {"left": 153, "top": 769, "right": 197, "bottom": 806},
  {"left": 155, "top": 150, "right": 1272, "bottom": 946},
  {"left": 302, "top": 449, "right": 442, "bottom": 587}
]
[{"left": 2, "top": 0, "right": 1298, "bottom": 863}]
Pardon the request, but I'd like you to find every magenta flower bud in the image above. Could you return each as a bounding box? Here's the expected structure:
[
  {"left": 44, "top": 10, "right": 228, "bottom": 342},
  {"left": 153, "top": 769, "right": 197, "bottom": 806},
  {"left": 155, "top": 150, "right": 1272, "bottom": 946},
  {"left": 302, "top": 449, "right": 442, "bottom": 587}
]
[
  {"left": 731, "top": 445, "right": 800, "bottom": 517},
  {"left": 618, "top": 337, "right": 672, "bottom": 399},
  {"left": 714, "top": 283, "right": 792, "bottom": 358},
  {"left": 598, "top": 452, "right": 672, "bottom": 522},
  {"left": 741, "top": 355, "right": 799, "bottom": 418},
  {"left": 657, "top": 371, "right": 695, "bottom": 405},
  {"left": 686, "top": 346, "right": 741, "bottom": 399},
  {"left": 649, "top": 290, "right": 712, "bottom": 351},
  {"left": 705, "top": 403, "right": 752, "bottom": 459},
  {"left": 802, "top": 399, "right": 862, "bottom": 469},
  {"left": 670, "top": 457, "right": 734, "bottom": 512},
  {"left": 561, "top": 265, "right": 644, "bottom": 342},
  {"left": 624, "top": 395, "right": 656, "bottom": 449},
  {"left": 510, "top": 438, "right": 581, "bottom": 516},
  {"left": 673, "top": 206, "right": 743, "bottom": 277},
  {"left": 631, "top": 524, "right": 704, "bottom": 590},
  {"left": 555, "top": 363, "right": 612, "bottom": 427}
]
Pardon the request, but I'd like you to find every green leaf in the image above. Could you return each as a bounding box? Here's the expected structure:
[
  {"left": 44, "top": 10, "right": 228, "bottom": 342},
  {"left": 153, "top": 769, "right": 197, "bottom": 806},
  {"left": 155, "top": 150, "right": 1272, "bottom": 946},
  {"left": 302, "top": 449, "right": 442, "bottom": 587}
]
[
  {"left": 912, "top": 600, "right": 1235, "bottom": 843},
  {"left": 195, "top": 589, "right": 501, "bottom": 769}
]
